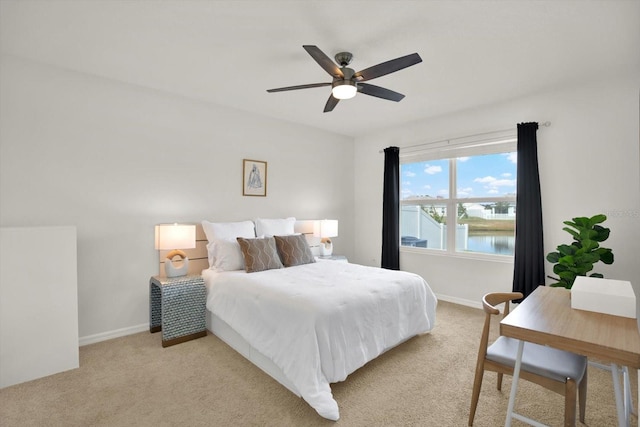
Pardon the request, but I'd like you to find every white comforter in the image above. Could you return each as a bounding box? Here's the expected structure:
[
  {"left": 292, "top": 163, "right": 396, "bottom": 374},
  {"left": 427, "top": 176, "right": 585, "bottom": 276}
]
[{"left": 205, "top": 260, "right": 437, "bottom": 420}]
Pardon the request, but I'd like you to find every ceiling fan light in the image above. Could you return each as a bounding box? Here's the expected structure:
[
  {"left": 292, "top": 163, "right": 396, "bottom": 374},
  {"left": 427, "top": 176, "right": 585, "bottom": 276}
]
[{"left": 332, "top": 81, "right": 357, "bottom": 100}]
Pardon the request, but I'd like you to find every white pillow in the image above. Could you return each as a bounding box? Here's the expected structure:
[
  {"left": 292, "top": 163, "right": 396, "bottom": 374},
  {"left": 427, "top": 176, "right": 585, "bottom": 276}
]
[
  {"left": 202, "top": 220, "right": 255, "bottom": 241},
  {"left": 254, "top": 217, "right": 296, "bottom": 237},
  {"left": 211, "top": 238, "right": 245, "bottom": 271},
  {"left": 201, "top": 220, "right": 256, "bottom": 268}
]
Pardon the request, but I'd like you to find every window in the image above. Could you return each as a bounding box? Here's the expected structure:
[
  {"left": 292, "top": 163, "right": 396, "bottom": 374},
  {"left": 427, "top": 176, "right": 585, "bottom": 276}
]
[{"left": 400, "top": 132, "right": 517, "bottom": 257}]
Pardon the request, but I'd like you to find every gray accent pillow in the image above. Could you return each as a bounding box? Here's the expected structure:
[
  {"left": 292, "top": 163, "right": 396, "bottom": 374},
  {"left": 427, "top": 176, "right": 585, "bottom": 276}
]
[
  {"left": 274, "top": 234, "right": 316, "bottom": 267},
  {"left": 236, "top": 237, "right": 284, "bottom": 273}
]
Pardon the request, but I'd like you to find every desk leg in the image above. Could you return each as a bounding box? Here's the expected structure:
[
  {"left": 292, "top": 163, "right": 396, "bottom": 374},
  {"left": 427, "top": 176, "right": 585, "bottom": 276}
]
[
  {"left": 622, "top": 366, "right": 635, "bottom": 416},
  {"left": 611, "top": 363, "right": 628, "bottom": 427},
  {"left": 505, "top": 340, "right": 524, "bottom": 427}
]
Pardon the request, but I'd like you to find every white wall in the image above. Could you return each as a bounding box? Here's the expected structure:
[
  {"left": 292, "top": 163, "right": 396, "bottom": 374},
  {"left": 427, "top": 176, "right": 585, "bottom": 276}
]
[
  {"left": 2, "top": 51, "right": 637, "bottom": 339},
  {"left": 0, "top": 55, "right": 354, "bottom": 341},
  {"left": 354, "top": 71, "right": 640, "bottom": 307}
]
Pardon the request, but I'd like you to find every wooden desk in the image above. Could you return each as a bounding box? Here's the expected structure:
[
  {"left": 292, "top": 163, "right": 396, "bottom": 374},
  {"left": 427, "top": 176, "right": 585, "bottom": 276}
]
[{"left": 500, "top": 286, "right": 640, "bottom": 426}]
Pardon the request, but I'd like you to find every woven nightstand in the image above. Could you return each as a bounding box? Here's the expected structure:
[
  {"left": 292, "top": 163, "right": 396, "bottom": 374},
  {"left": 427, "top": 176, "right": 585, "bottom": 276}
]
[{"left": 149, "top": 275, "right": 207, "bottom": 347}]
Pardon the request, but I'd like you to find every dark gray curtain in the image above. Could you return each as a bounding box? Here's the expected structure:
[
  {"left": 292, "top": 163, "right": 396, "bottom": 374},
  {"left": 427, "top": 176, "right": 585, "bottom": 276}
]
[
  {"left": 382, "top": 146, "right": 400, "bottom": 270},
  {"left": 512, "top": 122, "right": 545, "bottom": 300}
]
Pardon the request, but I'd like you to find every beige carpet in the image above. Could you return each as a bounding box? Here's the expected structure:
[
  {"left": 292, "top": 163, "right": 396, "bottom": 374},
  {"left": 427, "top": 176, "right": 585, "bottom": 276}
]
[{"left": 1, "top": 301, "right": 635, "bottom": 426}]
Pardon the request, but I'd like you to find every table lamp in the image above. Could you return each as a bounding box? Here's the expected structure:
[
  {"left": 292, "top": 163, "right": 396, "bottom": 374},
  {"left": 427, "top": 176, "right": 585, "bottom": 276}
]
[
  {"left": 314, "top": 219, "right": 338, "bottom": 256},
  {"left": 155, "top": 223, "right": 196, "bottom": 278}
]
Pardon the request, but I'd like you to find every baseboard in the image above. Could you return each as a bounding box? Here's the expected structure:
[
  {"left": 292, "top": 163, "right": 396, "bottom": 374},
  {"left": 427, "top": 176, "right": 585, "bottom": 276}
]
[
  {"left": 435, "top": 293, "right": 482, "bottom": 310},
  {"left": 79, "top": 323, "right": 148, "bottom": 347},
  {"left": 78, "top": 295, "right": 477, "bottom": 346}
]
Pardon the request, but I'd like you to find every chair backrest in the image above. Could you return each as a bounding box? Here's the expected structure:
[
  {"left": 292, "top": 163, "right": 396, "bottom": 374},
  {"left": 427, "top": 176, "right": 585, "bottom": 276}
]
[
  {"left": 477, "top": 292, "right": 523, "bottom": 360},
  {"left": 482, "top": 292, "right": 522, "bottom": 317}
]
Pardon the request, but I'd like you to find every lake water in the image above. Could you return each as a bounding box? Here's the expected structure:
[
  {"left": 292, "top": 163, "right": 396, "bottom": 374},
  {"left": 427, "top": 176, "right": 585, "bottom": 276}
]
[{"left": 466, "top": 233, "right": 515, "bottom": 255}]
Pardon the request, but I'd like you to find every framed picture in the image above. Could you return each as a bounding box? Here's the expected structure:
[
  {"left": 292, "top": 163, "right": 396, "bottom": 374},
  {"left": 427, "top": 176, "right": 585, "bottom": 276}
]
[{"left": 242, "top": 159, "right": 267, "bottom": 197}]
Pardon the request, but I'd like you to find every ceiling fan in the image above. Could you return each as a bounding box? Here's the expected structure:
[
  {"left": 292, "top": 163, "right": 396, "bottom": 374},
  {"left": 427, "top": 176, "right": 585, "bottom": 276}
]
[{"left": 266, "top": 45, "right": 422, "bottom": 113}]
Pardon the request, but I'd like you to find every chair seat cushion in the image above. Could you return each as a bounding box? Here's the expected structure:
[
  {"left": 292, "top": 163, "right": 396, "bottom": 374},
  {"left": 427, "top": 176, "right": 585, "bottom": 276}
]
[{"left": 486, "top": 337, "right": 587, "bottom": 383}]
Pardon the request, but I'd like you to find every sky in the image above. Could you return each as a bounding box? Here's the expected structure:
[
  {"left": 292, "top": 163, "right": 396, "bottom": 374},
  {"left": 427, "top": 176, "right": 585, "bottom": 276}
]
[{"left": 401, "top": 152, "right": 517, "bottom": 200}]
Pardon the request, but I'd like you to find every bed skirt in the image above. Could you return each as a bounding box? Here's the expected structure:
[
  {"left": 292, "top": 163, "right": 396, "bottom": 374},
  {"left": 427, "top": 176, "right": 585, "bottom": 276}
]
[{"left": 206, "top": 309, "right": 301, "bottom": 397}]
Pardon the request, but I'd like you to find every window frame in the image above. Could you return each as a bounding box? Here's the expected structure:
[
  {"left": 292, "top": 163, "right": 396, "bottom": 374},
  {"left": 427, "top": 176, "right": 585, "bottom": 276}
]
[{"left": 399, "top": 131, "right": 517, "bottom": 262}]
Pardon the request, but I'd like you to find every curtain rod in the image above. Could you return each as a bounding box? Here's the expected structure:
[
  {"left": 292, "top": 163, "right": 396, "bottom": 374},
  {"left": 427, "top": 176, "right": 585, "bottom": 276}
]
[{"left": 378, "top": 121, "right": 551, "bottom": 153}]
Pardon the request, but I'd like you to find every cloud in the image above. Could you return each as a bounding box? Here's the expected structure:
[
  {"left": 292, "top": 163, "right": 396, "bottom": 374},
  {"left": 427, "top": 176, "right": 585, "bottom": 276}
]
[
  {"left": 423, "top": 184, "right": 432, "bottom": 190},
  {"left": 457, "top": 187, "right": 474, "bottom": 197},
  {"left": 403, "top": 180, "right": 412, "bottom": 186},
  {"left": 474, "top": 176, "right": 496, "bottom": 183},
  {"left": 458, "top": 157, "right": 470, "bottom": 162},
  {"left": 424, "top": 164, "right": 442, "bottom": 175},
  {"left": 501, "top": 172, "right": 512, "bottom": 178},
  {"left": 474, "top": 175, "right": 516, "bottom": 193},
  {"left": 404, "top": 171, "right": 416, "bottom": 177},
  {"left": 505, "top": 152, "right": 517, "bottom": 164}
]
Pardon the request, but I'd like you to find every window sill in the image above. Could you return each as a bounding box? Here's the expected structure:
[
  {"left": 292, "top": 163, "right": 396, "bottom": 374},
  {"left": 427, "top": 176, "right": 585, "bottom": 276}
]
[{"left": 400, "top": 246, "right": 514, "bottom": 264}]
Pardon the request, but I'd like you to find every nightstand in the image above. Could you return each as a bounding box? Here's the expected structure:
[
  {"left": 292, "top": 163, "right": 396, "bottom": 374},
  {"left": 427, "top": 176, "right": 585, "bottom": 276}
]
[
  {"left": 316, "top": 255, "right": 348, "bottom": 262},
  {"left": 149, "top": 275, "right": 207, "bottom": 347}
]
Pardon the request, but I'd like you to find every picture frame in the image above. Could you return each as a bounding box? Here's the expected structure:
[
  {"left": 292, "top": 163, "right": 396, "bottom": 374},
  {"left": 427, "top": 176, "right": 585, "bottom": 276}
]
[{"left": 242, "top": 159, "right": 267, "bottom": 197}]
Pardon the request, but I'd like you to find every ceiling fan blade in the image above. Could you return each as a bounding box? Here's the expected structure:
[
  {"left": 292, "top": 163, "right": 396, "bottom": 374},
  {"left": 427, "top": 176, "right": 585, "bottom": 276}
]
[
  {"left": 354, "top": 53, "right": 422, "bottom": 82},
  {"left": 358, "top": 83, "right": 405, "bottom": 102},
  {"left": 267, "top": 82, "right": 331, "bottom": 93},
  {"left": 303, "top": 45, "right": 344, "bottom": 79},
  {"left": 323, "top": 95, "right": 340, "bottom": 113}
]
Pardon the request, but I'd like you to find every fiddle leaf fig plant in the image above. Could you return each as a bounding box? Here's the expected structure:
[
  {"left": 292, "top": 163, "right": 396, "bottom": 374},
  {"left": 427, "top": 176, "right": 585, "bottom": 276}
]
[{"left": 546, "top": 214, "right": 614, "bottom": 289}]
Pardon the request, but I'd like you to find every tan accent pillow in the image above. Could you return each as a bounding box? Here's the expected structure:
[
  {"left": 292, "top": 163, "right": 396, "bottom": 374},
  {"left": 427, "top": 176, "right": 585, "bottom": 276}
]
[
  {"left": 274, "top": 234, "right": 316, "bottom": 267},
  {"left": 236, "top": 237, "right": 284, "bottom": 273}
]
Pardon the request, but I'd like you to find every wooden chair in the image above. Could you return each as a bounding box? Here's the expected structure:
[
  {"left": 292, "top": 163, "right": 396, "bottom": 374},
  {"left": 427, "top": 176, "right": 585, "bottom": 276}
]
[{"left": 468, "top": 292, "right": 588, "bottom": 426}]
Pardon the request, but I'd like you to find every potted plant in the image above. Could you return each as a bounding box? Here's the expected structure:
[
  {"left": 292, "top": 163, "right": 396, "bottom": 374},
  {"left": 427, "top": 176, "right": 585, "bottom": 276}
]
[{"left": 546, "top": 214, "right": 614, "bottom": 289}]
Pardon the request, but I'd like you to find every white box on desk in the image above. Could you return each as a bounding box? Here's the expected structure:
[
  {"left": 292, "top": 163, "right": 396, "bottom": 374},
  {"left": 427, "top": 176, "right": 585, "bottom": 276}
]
[{"left": 571, "top": 276, "right": 635, "bottom": 318}]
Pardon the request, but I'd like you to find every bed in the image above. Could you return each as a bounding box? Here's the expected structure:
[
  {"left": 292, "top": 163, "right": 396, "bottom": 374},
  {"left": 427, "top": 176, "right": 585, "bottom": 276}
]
[{"left": 169, "top": 219, "right": 437, "bottom": 420}]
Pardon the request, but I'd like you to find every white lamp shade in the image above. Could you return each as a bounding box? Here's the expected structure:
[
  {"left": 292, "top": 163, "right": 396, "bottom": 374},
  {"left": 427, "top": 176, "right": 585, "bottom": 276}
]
[
  {"left": 313, "top": 220, "right": 338, "bottom": 238},
  {"left": 293, "top": 220, "right": 316, "bottom": 234},
  {"left": 154, "top": 224, "right": 196, "bottom": 250}
]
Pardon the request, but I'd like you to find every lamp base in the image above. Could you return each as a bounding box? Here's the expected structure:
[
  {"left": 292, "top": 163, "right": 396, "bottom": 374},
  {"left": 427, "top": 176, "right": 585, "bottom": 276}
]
[
  {"left": 165, "top": 250, "right": 189, "bottom": 278},
  {"left": 319, "top": 239, "right": 333, "bottom": 257}
]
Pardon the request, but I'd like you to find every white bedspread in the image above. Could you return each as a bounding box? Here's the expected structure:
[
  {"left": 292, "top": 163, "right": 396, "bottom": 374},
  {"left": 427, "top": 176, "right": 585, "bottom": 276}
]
[{"left": 204, "top": 261, "right": 437, "bottom": 420}]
